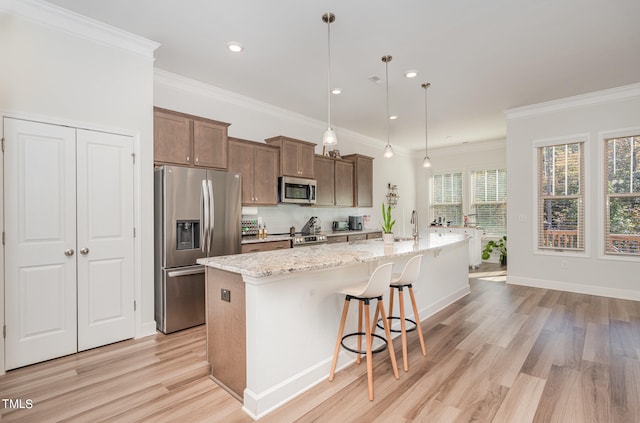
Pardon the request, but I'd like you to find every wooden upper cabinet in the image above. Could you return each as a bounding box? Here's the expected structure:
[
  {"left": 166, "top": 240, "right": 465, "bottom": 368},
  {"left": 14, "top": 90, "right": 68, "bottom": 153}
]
[
  {"left": 314, "top": 155, "right": 354, "bottom": 207},
  {"left": 314, "top": 155, "right": 335, "bottom": 206},
  {"left": 343, "top": 154, "right": 374, "bottom": 207},
  {"left": 193, "top": 120, "right": 228, "bottom": 168},
  {"left": 334, "top": 159, "right": 354, "bottom": 207},
  {"left": 154, "top": 109, "right": 191, "bottom": 165},
  {"left": 153, "top": 107, "right": 230, "bottom": 169},
  {"left": 228, "top": 138, "right": 279, "bottom": 206},
  {"left": 264, "top": 136, "right": 315, "bottom": 178}
]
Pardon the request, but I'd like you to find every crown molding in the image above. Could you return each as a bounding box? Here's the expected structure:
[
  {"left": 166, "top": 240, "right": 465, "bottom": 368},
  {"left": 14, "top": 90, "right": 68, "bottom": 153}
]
[
  {"left": 2, "top": 0, "right": 159, "bottom": 58},
  {"left": 505, "top": 82, "right": 640, "bottom": 120}
]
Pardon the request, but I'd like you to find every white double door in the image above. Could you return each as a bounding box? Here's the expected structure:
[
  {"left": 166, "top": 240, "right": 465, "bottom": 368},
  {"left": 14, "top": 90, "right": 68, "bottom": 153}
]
[{"left": 4, "top": 118, "right": 135, "bottom": 370}]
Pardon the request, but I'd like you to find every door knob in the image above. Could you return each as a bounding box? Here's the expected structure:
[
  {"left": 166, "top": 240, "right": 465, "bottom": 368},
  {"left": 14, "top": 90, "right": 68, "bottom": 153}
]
[
  {"left": 80, "top": 248, "right": 90, "bottom": 255},
  {"left": 64, "top": 248, "right": 75, "bottom": 256}
]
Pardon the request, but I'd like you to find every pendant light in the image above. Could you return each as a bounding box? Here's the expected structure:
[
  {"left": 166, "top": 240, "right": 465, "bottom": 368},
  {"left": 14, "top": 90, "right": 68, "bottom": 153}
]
[
  {"left": 421, "top": 82, "right": 432, "bottom": 168},
  {"left": 322, "top": 12, "right": 337, "bottom": 146},
  {"left": 382, "top": 55, "right": 394, "bottom": 158}
]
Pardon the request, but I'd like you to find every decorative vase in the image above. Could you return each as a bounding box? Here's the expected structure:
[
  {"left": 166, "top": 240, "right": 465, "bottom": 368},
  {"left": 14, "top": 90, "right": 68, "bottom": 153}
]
[{"left": 383, "top": 233, "right": 394, "bottom": 245}]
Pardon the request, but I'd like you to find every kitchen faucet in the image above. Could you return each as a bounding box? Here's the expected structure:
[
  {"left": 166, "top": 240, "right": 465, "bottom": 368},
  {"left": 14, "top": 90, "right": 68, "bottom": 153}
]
[{"left": 411, "top": 210, "right": 418, "bottom": 241}]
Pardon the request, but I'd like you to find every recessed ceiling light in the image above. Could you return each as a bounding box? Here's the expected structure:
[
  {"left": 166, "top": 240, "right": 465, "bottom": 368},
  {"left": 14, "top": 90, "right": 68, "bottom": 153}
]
[
  {"left": 404, "top": 70, "right": 419, "bottom": 78},
  {"left": 331, "top": 88, "right": 342, "bottom": 95},
  {"left": 226, "top": 42, "right": 244, "bottom": 53},
  {"left": 389, "top": 115, "right": 398, "bottom": 120}
]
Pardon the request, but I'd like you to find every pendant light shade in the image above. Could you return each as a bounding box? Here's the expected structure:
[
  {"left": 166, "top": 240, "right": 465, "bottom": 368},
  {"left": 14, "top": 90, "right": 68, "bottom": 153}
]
[
  {"left": 322, "top": 12, "right": 337, "bottom": 146},
  {"left": 422, "top": 82, "right": 432, "bottom": 168},
  {"left": 382, "top": 55, "right": 394, "bottom": 158}
]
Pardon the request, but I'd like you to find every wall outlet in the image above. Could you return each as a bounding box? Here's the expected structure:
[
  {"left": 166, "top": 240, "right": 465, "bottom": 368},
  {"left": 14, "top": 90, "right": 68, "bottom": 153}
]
[{"left": 221, "top": 288, "right": 231, "bottom": 302}]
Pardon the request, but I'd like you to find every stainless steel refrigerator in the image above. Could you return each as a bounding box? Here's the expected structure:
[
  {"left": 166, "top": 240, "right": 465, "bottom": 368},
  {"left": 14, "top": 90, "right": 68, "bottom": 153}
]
[{"left": 154, "top": 165, "right": 242, "bottom": 333}]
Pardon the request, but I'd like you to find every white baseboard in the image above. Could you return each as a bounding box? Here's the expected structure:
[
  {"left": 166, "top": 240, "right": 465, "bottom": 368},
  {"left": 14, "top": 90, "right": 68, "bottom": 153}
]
[
  {"left": 138, "top": 321, "right": 158, "bottom": 338},
  {"left": 507, "top": 275, "right": 640, "bottom": 301}
]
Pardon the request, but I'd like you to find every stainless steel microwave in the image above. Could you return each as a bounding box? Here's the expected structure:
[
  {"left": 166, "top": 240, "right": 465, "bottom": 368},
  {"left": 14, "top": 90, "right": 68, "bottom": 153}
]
[{"left": 278, "top": 176, "right": 317, "bottom": 204}]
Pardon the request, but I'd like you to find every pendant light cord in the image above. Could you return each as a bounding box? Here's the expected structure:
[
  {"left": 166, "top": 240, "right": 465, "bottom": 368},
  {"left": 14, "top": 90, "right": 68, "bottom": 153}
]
[
  {"left": 385, "top": 57, "right": 390, "bottom": 146},
  {"left": 326, "top": 14, "right": 332, "bottom": 130},
  {"left": 424, "top": 83, "right": 429, "bottom": 154}
]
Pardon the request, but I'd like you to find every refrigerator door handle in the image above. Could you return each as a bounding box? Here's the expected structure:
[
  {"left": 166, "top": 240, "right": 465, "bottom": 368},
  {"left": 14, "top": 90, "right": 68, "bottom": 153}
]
[
  {"left": 201, "top": 179, "right": 210, "bottom": 253},
  {"left": 167, "top": 265, "right": 205, "bottom": 278},
  {"left": 207, "top": 179, "right": 215, "bottom": 253}
]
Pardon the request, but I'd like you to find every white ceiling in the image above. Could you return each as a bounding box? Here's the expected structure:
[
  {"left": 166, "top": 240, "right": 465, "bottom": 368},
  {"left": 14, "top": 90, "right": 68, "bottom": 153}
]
[{"left": 46, "top": 0, "right": 640, "bottom": 152}]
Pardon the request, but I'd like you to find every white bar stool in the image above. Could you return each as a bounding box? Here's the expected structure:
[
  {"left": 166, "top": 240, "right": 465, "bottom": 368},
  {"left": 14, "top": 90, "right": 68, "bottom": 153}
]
[
  {"left": 377, "top": 255, "right": 426, "bottom": 372},
  {"left": 328, "top": 262, "right": 399, "bottom": 401}
]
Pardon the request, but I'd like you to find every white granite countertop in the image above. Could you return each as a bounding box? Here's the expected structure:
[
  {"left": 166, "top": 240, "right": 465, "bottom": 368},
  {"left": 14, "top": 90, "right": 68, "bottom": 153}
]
[{"left": 199, "top": 233, "right": 467, "bottom": 278}]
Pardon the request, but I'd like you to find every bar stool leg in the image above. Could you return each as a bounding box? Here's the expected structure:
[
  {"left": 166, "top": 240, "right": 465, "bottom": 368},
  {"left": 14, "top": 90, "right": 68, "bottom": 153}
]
[
  {"left": 356, "top": 301, "right": 363, "bottom": 364},
  {"left": 408, "top": 286, "right": 427, "bottom": 356},
  {"left": 329, "top": 298, "right": 351, "bottom": 381},
  {"left": 363, "top": 300, "right": 374, "bottom": 401},
  {"left": 377, "top": 299, "right": 399, "bottom": 380},
  {"left": 398, "top": 287, "right": 408, "bottom": 372},
  {"left": 388, "top": 287, "right": 395, "bottom": 324}
]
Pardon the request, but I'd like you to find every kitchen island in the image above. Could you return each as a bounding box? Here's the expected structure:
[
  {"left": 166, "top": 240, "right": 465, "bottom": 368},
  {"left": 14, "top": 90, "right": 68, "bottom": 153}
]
[{"left": 198, "top": 233, "right": 469, "bottom": 419}]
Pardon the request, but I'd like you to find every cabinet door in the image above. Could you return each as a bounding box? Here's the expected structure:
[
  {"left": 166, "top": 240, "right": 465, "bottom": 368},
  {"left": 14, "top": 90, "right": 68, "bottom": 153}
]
[
  {"left": 154, "top": 109, "right": 192, "bottom": 165},
  {"left": 4, "top": 118, "right": 78, "bottom": 370},
  {"left": 228, "top": 140, "right": 255, "bottom": 204},
  {"left": 76, "top": 129, "right": 135, "bottom": 351},
  {"left": 193, "top": 120, "right": 228, "bottom": 169},
  {"left": 281, "top": 140, "right": 301, "bottom": 176},
  {"left": 334, "top": 160, "right": 354, "bottom": 207},
  {"left": 314, "top": 156, "right": 335, "bottom": 206},
  {"left": 253, "top": 145, "right": 279, "bottom": 205},
  {"left": 297, "top": 143, "right": 315, "bottom": 178},
  {"left": 355, "top": 157, "right": 373, "bottom": 207}
]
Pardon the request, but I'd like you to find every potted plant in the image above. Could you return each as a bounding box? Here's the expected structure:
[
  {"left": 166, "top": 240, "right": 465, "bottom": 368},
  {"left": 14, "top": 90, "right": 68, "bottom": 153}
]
[
  {"left": 381, "top": 203, "right": 396, "bottom": 245},
  {"left": 482, "top": 235, "right": 507, "bottom": 266}
]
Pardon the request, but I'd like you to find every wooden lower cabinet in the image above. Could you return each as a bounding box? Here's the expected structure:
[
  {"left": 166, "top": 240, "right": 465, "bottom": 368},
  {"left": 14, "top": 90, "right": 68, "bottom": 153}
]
[
  {"left": 206, "top": 267, "right": 246, "bottom": 400},
  {"left": 327, "top": 235, "right": 348, "bottom": 244},
  {"left": 367, "top": 231, "right": 383, "bottom": 239},
  {"left": 241, "top": 240, "right": 291, "bottom": 253}
]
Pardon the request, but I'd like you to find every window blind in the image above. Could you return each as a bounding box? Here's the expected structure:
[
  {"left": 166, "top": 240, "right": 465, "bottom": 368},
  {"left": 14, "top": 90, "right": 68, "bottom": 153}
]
[
  {"left": 537, "top": 142, "right": 584, "bottom": 251},
  {"left": 431, "top": 172, "right": 463, "bottom": 225},
  {"left": 605, "top": 135, "right": 640, "bottom": 255},
  {"left": 471, "top": 169, "right": 507, "bottom": 235}
]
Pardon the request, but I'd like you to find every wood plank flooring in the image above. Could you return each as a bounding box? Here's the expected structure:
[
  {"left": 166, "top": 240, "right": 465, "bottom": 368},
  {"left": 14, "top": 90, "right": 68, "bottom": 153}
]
[{"left": 1, "top": 264, "right": 639, "bottom": 422}]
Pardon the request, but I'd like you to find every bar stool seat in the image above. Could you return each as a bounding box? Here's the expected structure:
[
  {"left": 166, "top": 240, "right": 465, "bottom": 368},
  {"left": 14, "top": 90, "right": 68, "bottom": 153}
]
[
  {"left": 378, "top": 255, "right": 427, "bottom": 372},
  {"left": 329, "top": 262, "right": 399, "bottom": 401}
]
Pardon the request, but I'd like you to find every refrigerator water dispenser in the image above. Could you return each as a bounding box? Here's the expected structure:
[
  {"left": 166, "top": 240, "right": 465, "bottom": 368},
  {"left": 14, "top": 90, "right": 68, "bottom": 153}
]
[{"left": 176, "top": 220, "right": 200, "bottom": 250}]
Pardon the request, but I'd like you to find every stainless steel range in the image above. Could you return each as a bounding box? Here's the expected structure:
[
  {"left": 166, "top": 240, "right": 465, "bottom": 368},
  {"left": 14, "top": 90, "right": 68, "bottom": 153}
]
[{"left": 292, "top": 234, "right": 327, "bottom": 247}]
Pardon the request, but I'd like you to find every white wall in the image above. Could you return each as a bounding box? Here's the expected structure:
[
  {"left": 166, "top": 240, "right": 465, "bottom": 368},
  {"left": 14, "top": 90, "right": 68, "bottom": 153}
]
[
  {"left": 0, "top": 1, "right": 158, "bottom": 373},
  {"left": 154, "top": 70, "right": 419, "bottom": 237},
  {"left": 506, "top": 83, "right": 640, "bottom": 300}
]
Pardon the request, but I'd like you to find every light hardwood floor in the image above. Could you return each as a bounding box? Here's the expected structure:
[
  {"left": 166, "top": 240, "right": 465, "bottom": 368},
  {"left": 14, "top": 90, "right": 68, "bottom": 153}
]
[{"left": 2, "top": 265, "right": 639, "bottom": 422}]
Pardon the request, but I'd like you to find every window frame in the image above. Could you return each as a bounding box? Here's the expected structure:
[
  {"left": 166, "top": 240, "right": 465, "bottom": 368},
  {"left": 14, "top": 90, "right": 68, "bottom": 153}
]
[
  {"left": 470, "top": 167, "right": 507, "bottom": 236},
  {"left": 429, "top": 169, "right": 464, "bottom": 226},
  {"left": 532, "top": 134, "right": 590, "bottom": 257},
  {"left": 599, "top": 128, "right": 640, "bottom": 262}
]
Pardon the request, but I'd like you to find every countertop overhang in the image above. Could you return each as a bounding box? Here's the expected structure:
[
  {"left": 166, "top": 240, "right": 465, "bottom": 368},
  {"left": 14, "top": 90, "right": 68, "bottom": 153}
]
[{"left": 199, "top": 233, "right": 467, "bottom": 278}]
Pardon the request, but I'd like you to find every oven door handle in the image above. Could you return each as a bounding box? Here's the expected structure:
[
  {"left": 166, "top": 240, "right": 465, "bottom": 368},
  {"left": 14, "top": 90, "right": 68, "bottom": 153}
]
[{"left": 168, "top": 265, "right": 205, "bottom": 278}]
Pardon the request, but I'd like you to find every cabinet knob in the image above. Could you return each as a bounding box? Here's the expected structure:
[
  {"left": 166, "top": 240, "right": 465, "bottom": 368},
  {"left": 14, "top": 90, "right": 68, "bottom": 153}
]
[
  {"left": 186, "top": 155, "right": 190, "bottom": 162},
  {"left": 64, "top": 248, "right": 74, "bottom": 257},
  {"left": 195, "top": 156, "right": 199, "bottom": 163},
  {"left": 80, "top": 247, "right": 90, "bottom": 255}
]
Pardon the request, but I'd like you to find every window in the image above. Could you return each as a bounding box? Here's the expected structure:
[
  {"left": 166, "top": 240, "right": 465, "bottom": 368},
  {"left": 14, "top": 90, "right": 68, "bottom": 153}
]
[
  {"left": 471, "top": 168, "right": 507, "bottom": 235},
  {"left": 537, "top": 142, "right": 584, "bottom": 251},
  {"left": 605, "top": 135, "right": 640, "bottom": 256},
  {"left": 431, "top": 172, "right": 463, "bottom": 225}
]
